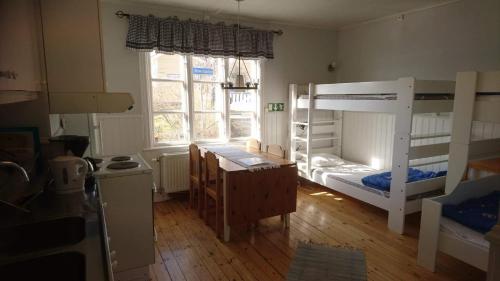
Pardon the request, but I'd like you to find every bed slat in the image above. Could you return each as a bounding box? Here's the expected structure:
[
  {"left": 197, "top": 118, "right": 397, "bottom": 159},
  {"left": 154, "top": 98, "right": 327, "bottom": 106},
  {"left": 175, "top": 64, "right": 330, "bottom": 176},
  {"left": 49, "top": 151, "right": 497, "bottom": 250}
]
[
  {"left": 405, "top": 177, "right": 445, "bottom": 197},
  {"left": 316, "top": 81, "right": 399, "bottom": 95},
  {"left": 413, "top": 100, "right": 454, "bottom": 113},
  {"left": 409, "top": 143, "right": 450, "bottom": 160},
  {"left": 298, "top": 99, "right": 399, "bottom": 113}
]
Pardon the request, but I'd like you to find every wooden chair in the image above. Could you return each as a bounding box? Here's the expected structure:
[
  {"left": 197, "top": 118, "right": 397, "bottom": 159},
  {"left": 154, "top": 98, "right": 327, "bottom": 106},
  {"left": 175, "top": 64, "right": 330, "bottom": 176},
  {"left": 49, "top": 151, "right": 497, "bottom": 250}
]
[
  {"left": 246, "top": 138, "right": 261, "bottom": 151},
  {"left": 204, "top": 151, "right": 224, "bottom": 238},
  {"left": 189, "top": 144, "right": 204, "bottom": 217},
  {"left": 266, "top": 144, "right": 286, "bottom": 159}
]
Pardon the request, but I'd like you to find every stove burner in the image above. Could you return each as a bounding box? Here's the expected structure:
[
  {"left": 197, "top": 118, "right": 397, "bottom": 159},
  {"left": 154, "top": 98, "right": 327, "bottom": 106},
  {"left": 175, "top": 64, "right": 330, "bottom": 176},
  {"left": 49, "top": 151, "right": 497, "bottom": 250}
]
[
  {"left": 111, "top": 156, "right": 132, "bottom": 162},
  {"left": 107, "top": 161, "right": 139, "bottom": 170}
]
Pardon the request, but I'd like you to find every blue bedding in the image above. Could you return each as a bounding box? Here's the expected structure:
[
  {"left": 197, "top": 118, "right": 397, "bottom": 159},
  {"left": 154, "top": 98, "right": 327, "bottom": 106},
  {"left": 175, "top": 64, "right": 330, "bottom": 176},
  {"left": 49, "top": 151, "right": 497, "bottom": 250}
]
[
  {"left": 442, "top": 191, "right": 500, "bottom": 234},
  {"left": 361, "top": 168, "right": 446, "bottom": 192}
]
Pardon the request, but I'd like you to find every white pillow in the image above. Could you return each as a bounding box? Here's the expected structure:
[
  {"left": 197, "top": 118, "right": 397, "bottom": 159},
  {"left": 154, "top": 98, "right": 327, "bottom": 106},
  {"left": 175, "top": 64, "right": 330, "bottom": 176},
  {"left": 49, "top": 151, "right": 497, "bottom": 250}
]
[{"left": 311, "top": 153, "right": 344, "bottom": 167}]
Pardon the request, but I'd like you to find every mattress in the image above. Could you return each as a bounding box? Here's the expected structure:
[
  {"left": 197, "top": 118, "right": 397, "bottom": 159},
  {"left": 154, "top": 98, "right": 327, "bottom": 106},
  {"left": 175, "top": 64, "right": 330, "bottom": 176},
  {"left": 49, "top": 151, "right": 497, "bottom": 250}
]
[
  {"left": 440, "top": 217, "right": 489, "bottom": 251},
  {"left": 310, "top": 161, "right": 388, "bottom": 197},
  {"left": 298, "top": 93, "right": 454, "bottom": 101},
  {"left": 308, "top": 158, "right": 444, "bottom": 200}
]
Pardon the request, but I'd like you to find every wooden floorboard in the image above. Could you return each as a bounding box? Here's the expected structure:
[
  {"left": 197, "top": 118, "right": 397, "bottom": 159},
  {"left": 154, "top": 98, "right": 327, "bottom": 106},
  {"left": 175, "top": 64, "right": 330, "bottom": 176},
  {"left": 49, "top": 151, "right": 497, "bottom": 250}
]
[{"left": 152, "top": 182, "right": 485, "bottom": 281}]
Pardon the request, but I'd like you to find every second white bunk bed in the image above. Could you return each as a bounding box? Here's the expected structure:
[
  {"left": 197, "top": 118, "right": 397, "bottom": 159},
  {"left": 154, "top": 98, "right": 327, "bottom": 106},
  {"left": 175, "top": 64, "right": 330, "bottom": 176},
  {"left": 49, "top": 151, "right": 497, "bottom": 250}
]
[
  {"left": 418, "top": 71, "right": 500, "bottom": 274},
  {"left": 289, "top": 77, "right": 456, "bottom": 234}
]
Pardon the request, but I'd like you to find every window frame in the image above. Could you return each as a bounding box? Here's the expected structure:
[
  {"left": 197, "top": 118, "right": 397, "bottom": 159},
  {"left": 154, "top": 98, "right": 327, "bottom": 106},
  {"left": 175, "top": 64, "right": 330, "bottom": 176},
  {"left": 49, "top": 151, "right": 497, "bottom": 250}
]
[
  {"left": 147, "top": 53, "right": 189, "bottom": 146},
  {"left": 190, "top": 56, "right": 226, "bottom": 142},
  {"left": 140, "top": 52, "right": 262, "bottom": 148}
]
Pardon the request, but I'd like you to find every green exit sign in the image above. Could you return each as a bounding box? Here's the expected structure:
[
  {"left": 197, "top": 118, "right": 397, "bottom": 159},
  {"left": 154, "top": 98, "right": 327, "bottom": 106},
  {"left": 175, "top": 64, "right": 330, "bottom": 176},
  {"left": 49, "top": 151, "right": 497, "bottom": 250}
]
[{"left": 267, "top": 103, "right": 285, "bottom": 112}]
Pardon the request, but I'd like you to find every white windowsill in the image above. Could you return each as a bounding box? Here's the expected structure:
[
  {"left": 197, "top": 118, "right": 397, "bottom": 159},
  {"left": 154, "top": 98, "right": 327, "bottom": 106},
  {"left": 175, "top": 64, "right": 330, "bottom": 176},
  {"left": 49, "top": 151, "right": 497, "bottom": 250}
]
[{"left": 143, "top": 139, "right": 252, "bottom": 152}]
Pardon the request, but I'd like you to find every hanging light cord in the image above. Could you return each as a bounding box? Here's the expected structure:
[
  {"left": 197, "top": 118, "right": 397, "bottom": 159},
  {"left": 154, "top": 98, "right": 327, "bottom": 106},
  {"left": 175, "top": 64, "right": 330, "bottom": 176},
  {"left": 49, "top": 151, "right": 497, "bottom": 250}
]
[
  {"left": 224, "top": 0, "right": 256, "bottom": 88},
  {"left": 237, "top": 0, "right": 241, "bottom": 78}
]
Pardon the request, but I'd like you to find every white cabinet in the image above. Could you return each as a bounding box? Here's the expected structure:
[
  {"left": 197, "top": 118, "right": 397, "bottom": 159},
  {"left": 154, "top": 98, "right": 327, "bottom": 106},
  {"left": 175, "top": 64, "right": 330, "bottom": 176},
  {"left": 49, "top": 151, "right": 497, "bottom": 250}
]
[
  {"left": 0, "top": 0, "right": 43, "bottom": 99},
  {"left": 40, "top": 0, "right": 105, "bottom": 93},
  {"left": 98, "top": 172, "right": 155, "bottom": 277},
  {"left": 40, "top": 0, "right": 134, "bottom": 113}
]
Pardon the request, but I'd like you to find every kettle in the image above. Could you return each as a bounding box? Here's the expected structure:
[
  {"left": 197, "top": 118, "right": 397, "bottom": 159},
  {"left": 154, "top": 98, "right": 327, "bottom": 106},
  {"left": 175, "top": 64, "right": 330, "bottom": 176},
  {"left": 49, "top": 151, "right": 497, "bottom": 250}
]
[{"left": 49, "top": 156, "right": 88, "bottom": 194}]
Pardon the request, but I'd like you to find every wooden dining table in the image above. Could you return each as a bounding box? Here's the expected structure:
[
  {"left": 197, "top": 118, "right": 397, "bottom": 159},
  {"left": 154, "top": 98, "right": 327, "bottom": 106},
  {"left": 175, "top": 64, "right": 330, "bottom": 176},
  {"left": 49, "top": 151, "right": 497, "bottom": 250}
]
[{"left": 198, "top": 145, "right": 298, "bottom": 242}]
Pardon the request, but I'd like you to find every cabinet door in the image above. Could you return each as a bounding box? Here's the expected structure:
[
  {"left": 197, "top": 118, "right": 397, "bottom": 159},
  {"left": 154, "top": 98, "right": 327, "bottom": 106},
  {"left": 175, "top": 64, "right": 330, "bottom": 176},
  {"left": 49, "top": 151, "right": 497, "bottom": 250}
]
[
  {"left": 40, "top": 0, "right": 105, "bottom": 93},
  {"left": 0, "top": 0, "right": 42, "bottom": 91},
  {"left": 99, "top": 173, "right": 155, "bottom": 272}
]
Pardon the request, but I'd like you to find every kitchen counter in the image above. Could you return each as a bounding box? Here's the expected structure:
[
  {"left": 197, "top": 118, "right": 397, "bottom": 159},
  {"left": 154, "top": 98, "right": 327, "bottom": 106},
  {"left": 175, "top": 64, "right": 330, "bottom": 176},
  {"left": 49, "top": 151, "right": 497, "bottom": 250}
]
[
  {"left": 0, "top": 186, "right": 94, "bottom": 228},
  {"left": 0, "top": 175, "right": 108, "bottom": 281}
]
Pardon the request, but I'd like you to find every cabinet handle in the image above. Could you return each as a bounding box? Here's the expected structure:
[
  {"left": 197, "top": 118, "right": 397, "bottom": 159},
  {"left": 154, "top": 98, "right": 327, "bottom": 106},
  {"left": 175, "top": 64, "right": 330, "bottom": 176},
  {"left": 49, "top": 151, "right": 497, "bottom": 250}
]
[
  {"left": 102, "top": 202, "right": 108, "bottom": 208},
  {"left": 110, "top": 250, "right": 117, "bottom": 258},
  {"left": 111, "top": 260, "right": 118, "bottom": 269}
]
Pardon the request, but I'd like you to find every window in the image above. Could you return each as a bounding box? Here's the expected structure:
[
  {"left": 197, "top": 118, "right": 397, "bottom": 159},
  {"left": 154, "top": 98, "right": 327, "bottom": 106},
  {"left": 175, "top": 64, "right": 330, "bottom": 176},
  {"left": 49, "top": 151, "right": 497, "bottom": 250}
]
[
  {"left": 145, "top": 53, "right": 260, "bottom": 146},
  {"left": 191, "top": 56, "right": 225, "bottom": 141},
  {"left": 149, "top": 54, "right": 188, "bottom": 144}
]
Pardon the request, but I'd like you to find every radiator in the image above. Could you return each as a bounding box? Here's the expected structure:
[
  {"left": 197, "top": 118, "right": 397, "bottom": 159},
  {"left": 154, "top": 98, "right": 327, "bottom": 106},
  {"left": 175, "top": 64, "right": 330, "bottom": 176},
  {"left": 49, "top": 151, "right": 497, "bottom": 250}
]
[{"left": 157, "top": 152, "right": 189, "bottom": 193}]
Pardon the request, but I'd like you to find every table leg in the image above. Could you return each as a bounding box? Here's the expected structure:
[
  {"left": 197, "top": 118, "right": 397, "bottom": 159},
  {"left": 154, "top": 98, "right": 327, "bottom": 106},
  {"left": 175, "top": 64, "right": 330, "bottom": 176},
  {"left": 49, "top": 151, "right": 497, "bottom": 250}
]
[
  {"left": 223, "top": 172, "right": 230, "bottom": 242},
  {"left": 284, "top": 214, "right": 290, "bottom": 228}
]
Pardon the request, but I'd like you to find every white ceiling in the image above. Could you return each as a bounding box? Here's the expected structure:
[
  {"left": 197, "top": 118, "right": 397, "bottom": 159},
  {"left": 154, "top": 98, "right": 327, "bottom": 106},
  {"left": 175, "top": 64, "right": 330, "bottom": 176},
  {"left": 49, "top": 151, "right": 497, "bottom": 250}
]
[{"left": 123, "top": 0, "right": 455, "bottom": 29}]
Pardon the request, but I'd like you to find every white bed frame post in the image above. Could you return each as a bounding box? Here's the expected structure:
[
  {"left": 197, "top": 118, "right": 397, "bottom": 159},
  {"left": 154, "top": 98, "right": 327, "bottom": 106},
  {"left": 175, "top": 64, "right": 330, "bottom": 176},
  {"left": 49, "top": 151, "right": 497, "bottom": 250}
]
[
  {"left": 445, "top": 72, "right": 478, "bottom": 194},
  {"left": 388, "top": 77, "right": 416, "bottom": 234},
  {"left": 289, "top": 84, "right": 298, "bottom": 162},
  {"left": 417, "top": 198, "right": 442, "bottom": 271},
  {"left": 306, "top": 83, "right": 315, "bottom": 178}
]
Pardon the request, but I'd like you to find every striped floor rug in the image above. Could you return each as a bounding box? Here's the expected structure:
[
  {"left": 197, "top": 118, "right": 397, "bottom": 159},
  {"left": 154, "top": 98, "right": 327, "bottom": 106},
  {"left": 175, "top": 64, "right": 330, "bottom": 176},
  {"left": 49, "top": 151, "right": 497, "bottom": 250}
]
[{"left": 287, "top": 242, "right": 367, "bottom": 281}]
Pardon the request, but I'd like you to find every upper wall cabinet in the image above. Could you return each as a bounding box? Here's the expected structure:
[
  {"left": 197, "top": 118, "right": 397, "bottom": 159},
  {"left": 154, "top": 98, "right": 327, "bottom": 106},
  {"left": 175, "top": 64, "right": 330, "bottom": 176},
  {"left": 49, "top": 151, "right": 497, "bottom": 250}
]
[
  {"left": 40, "top": 0, "right": 133, "bottom": 113},
  {"left": 0, "top": 0, "right": 43, "bottom": 104},
  {"left": 41, "top": 0, "right": 105, "bottom": 93}
]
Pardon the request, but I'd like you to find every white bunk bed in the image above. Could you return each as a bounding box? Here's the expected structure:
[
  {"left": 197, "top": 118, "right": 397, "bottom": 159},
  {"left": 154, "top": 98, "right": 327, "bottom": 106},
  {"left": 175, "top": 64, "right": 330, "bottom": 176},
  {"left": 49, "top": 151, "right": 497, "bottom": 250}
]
[
  {"left": 289, "top": 77, "right": 456, "bottom": 234},
  {"left": 418, "top": 71, "right": 500, "bottom": 273}
]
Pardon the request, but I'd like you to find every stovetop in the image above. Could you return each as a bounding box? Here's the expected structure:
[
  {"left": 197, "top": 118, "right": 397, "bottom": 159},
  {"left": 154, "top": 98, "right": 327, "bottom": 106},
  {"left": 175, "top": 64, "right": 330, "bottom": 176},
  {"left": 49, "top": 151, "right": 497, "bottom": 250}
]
[{"left": 93, "top": 154, "right": 152, "bottom": 178}]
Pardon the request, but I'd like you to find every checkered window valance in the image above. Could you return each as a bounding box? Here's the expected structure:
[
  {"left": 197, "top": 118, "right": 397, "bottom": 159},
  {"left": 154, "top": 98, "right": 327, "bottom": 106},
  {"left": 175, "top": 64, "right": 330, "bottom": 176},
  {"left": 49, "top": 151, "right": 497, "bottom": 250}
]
[{"left": 126, "top": 15, "right": 275, "bottom": 59}]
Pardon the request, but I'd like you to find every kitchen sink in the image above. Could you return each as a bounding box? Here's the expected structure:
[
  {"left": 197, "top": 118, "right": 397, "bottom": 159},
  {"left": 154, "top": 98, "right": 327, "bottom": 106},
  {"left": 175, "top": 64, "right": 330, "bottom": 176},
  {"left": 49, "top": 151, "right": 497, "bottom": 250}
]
[
  {"left": 0, "top": 216, "right": 85, "bottom": 254},
  {"left": 0, "top": 251, "right": 85, "bottom": 281}
]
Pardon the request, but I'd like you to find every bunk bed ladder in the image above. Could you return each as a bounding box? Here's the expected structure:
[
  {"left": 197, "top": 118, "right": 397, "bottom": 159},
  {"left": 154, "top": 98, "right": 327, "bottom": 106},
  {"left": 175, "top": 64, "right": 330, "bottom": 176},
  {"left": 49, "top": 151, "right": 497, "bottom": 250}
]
[
  {"left": 289, "top": 83, "right": 343, "bottom": 179},
  {"left": 289, "top": 83, "right": 314, "bottom": 179}
]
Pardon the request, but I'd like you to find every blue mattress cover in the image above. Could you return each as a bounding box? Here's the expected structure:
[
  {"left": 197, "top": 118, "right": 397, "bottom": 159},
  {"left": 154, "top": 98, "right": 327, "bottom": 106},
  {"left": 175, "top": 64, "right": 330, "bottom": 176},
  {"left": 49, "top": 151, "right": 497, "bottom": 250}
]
[
  {"left": 361, "top": 168, "right": 446, "bottom": 192},
  {"left": 442, "top": 191, "right": 500, "bottom": 234}
]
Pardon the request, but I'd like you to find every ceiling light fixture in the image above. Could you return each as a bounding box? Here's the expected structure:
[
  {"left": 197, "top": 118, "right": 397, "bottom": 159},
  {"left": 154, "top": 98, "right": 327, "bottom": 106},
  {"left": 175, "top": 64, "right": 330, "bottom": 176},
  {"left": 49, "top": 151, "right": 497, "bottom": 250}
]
[{"left": 221, "top": 0, "right": 258, "bottom": 91}]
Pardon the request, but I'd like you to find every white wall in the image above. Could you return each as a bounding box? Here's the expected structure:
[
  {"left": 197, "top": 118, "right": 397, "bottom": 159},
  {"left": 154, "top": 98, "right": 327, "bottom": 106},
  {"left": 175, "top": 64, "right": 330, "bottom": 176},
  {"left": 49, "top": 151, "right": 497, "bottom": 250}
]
[
  {"left": 336, "top": 0, "right": 500, "bottom": 168},
  {"left": 337, "top": 0, "right": 500, "bottom": 82},
  {"left": 98, "top": 1, "right": 337, "bottom": 157}
]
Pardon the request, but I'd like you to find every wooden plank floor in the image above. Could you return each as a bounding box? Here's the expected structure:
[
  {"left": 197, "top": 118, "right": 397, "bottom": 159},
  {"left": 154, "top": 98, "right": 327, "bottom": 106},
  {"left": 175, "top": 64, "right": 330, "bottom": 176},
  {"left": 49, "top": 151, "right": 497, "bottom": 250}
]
[{"left": 150, "top": 182, "right": 485, "bottom": 281}]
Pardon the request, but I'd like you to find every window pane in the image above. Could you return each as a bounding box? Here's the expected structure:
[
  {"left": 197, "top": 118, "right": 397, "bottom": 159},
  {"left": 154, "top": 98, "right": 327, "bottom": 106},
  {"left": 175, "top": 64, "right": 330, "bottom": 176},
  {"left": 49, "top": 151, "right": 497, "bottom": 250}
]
[
  {"left": 227, "top": 58, "right": 259, "bottom": 83},
  {"left": 230, "top": 114, "right": 252, "bottom": 138},
  {"left": 150, "top": 53, "right": 185, "bottom": 80},
  {"left": 229, "top": 91, "right": 256, "bottom": 111},
  {"left": 192, "top": 56, "right": 224, "bottom": 82},
  {"left": 193, "top": 113, "right": 221, "bottom": 140},
  {"left": 193, "top": 82, "right": 223, "bottom": 111},
  {"left": 152, "top": 81, "right": 184, "bottom": 111},
  {"left": 153, "top": 113, "right": 185, "bottom": 143}
]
